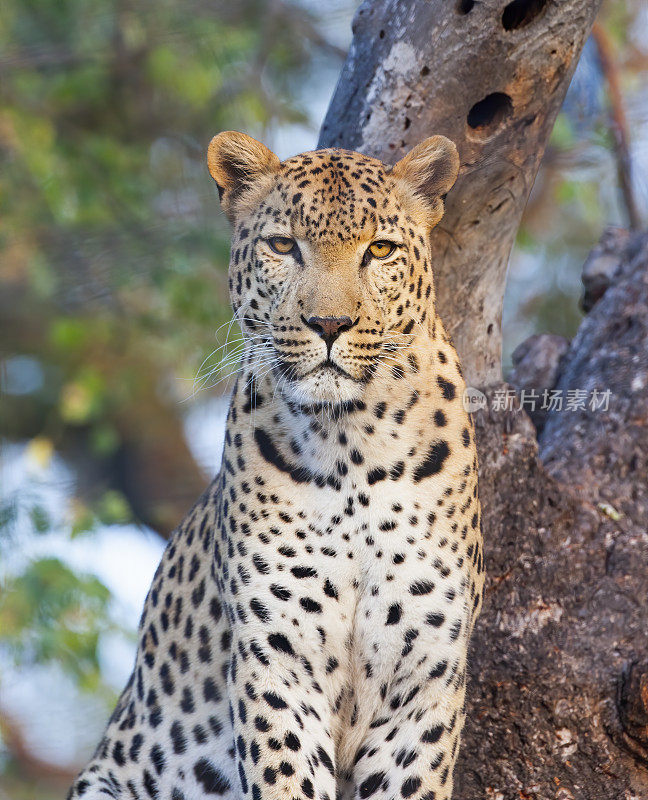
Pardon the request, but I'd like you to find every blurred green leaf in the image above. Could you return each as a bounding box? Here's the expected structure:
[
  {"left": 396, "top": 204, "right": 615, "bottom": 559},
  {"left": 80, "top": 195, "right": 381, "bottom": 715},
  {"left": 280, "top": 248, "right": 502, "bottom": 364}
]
[
  {"left": 97, "top": 490, "right": 131, "bottom": 525},
  {"left": 548, "top": 112, "right": 574, "bottom": 149},
  {"left": 29, "top": 505, "right": 50, "bottom": 534},
  {"left": 0, "top": 556, "right": 114, "bottom": 684}
]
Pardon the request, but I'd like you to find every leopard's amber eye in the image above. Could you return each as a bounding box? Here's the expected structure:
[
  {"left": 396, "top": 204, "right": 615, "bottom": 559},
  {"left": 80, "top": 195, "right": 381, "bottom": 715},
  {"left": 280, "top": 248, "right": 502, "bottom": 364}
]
[
  {"left": 268, "top": 236, "right": 296, "bottom": 255},
  {"left": 368, "top": 241, "right": 396, "bottom": 259}
]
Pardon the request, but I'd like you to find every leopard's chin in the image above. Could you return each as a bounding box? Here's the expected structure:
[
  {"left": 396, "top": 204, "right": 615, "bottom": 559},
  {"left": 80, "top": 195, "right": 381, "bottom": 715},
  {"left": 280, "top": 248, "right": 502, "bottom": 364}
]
[{"left": 278, "top": 364, "right": 366, "bottom": 407}]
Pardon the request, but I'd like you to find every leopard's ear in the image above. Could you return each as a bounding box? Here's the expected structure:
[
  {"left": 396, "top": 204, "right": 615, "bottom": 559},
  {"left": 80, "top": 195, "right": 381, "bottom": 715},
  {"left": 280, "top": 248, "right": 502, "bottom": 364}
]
[
  {"left": 391, "top": 136, "right": 459, "bottom": 226},
  {"left": 208, "top": 131, "right": 281, "bottom": 222}
]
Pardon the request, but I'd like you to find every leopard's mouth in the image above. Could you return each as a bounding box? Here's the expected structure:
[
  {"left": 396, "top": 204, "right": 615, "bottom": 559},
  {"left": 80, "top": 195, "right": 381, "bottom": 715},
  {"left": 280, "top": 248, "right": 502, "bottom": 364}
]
[
  {"left": 303, "top": 359, "right": 360, "bottom": 382},
  {"left": 271, "top": 354, "right": 369, "bottom": 406},
  {"left": 273, "top": 355, "right": 362, "bottom": 384}
]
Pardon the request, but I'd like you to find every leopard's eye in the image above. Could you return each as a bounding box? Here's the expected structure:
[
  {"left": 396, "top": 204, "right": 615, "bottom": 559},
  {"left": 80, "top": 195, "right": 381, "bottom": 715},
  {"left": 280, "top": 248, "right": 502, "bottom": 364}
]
[
  {"left": 268, "top": 236, "right": 296, "bottom": 255},
  {"left": 368, "top": 241, "right": 396, "bottom": 259}
]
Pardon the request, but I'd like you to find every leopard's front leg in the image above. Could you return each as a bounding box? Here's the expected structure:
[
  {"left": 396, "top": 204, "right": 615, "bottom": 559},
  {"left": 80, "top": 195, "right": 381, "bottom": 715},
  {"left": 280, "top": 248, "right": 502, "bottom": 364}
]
[
  {"left": 228, "top": 639, "right": 339, "bottom": 800},
  {"left": 344, "top": 484, "right": 483, "bottom": 800},
  {"left": 349, "top": 604, "right": 473, "bottom": 800},
  {"left": 223, "top": 555, "right": 353, "bottom": 800}
]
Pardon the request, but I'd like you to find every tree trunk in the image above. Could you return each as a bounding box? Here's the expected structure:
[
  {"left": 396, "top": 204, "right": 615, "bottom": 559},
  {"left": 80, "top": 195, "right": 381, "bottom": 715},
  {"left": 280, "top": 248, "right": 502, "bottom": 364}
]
[
  {"left": 320, "top": 2, "right": 648, "bottom": 797},
  {"left": 319, "top": 0, "right": 600, "bottom": 387}
]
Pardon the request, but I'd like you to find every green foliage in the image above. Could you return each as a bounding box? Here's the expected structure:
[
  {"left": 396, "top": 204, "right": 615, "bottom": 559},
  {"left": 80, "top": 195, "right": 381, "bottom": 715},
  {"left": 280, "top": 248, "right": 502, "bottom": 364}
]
[
  {"left": 0, "top": 454, "right": 126, "bottom": 699},
  {"left": 0, "top": 557, "right": 113, "bottom": 691},
  {"left": 0, "top": 0, "right": 323, "bottom": 457},
  {"left": 549, "top": 112, "right": 575, "bottom": 150}
]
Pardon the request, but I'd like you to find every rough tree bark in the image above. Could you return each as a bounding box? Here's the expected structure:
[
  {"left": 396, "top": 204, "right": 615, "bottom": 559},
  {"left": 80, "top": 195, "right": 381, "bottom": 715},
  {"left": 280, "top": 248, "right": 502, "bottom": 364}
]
[{"left": 320, "top": 1, "right": 648, "bottom": 798}]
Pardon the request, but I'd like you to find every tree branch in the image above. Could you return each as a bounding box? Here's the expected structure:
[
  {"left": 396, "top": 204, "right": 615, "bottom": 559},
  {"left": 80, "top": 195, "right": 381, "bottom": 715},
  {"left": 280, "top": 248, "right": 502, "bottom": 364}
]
[{"left": 591, "top": 22, "right": 642, "bottom": 231}]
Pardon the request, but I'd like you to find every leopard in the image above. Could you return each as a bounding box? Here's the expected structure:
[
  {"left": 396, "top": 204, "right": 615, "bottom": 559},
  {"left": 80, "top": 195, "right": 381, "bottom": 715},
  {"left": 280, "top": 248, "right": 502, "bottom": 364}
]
[{"left": 68, "top": 131, "right": 484, "bottom": 800}]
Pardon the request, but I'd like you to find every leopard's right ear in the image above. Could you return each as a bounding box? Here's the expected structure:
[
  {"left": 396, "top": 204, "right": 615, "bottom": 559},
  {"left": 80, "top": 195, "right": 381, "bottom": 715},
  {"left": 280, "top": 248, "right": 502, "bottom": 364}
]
[{"left": 207, "top": 132, "right": 281, "bottom": 222}]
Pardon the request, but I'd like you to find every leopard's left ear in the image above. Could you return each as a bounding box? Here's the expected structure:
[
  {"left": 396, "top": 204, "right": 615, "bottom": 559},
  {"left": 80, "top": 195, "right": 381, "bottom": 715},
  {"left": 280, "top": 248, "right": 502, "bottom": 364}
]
[
  {"left": 391, "top": 136, "right": 459, "bottom": 225},
  {"left": 208, "top": 131, "right": 281, "bottom": 223}
]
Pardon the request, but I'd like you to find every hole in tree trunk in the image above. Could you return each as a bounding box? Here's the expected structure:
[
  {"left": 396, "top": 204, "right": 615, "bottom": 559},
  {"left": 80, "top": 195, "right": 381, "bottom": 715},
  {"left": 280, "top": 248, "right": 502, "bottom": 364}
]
[
  {"left": 457, "top": 0, "right": 475, "bottom": 12},
  {"left": 467, "top": 93, "right": 513, "bottom": 138},
  {"left": 502, "top": 0, "right": 549, "bottom": 30}
]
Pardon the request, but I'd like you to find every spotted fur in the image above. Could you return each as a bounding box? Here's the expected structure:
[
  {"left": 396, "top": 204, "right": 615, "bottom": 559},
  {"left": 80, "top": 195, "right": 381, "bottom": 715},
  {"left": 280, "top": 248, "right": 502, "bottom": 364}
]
[{"left": 68, "top": 132, "right": 484, "bottom": 800}]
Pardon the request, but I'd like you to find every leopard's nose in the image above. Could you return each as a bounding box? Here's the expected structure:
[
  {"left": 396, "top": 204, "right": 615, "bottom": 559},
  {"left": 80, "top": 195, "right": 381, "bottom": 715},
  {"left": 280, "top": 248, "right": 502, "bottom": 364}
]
[{"left": 303, "top": 315, "right": 354, "bottom": 349}]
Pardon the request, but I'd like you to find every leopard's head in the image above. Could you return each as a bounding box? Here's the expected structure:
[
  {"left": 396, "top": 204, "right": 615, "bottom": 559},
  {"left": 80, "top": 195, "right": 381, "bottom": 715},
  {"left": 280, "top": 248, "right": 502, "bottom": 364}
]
[{"left": 208, "top": 132, "right": 458, "bottom": 406}]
